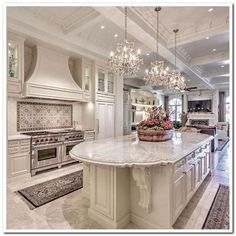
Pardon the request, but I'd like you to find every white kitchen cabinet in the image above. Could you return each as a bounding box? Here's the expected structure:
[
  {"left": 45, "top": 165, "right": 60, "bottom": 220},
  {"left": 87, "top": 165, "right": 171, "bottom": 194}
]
[
  {"left": 7, "top": 32, "right": 25, "bottom": 95},
  {"left": 8, "top": 138, "right": 31, "bottom": 177},
  {"left": 185, "top": 164, "right": 195, "bottom": 201},
  {"left": 96, "top": 102, "right": 114, "bottom": 139},
  {"left": 84, "top": 130, "right": 96, "bottom": 141},
  {"left": 172, "top": 140, "right": 211, "bottom": 224},
  {"left": 96, "top": 66, "right": 115, "bottom": 102},
  {"left": 71, "top": 57, "right": 93, "bottom": 102}
]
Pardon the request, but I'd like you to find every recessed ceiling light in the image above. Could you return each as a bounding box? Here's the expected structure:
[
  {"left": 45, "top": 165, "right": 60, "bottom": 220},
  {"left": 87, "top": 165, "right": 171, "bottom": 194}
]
[
  {"left": 212, "top": 48, "right": 216, "bottom": 52},
  {"left": 206, "top": 36, "right": 210, "bottom": 39},
  {"left": 100, "top": 25, "right": 105, "bottom": 29},
  {"left": 114, "top": 34, "right": 118, "bottom": 38},
  {"left": 221, "top": 65, "right": 225, "bottom": 68},
  {"left": 208, "top": 8, "right": 214, "bottom": 12},
  {"left": 146, "top": 53, "right": 150, "bottom": 56}
]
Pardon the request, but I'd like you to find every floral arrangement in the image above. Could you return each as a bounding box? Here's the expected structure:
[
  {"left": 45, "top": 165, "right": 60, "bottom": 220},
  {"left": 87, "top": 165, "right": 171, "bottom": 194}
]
[{"left": 137, "top": 106, "right": 173, "bottom": 131}]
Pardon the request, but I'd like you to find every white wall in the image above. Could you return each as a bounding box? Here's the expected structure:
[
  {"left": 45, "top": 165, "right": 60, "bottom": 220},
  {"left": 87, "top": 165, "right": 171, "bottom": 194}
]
[
  {"left": 8, "top": 97, "right": 18, "bottom": 135},
  {"left": 81, "top": 102, "right": 95, "bottom": 130},
  {"left": 155, "top": 93, "right": 164, "bottom": 107}
]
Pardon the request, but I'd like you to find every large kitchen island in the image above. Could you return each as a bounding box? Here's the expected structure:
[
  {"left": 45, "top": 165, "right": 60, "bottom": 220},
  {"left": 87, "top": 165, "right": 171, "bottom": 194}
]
[{"left": 70, "top": 132, "right": 213, "bottom": 229}]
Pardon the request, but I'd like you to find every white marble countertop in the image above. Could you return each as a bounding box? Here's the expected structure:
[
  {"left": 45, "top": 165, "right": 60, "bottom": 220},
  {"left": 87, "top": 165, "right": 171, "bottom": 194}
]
[
  {"left": 8, "top": 134, "right": 31, "bottom": 141},
  {"left": 70, "top": 132, "right": 213, "bottom": 167}
]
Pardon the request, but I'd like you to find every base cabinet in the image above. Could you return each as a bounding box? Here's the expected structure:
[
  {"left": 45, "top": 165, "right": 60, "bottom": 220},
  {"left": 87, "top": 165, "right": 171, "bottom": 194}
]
[
  {"left": 172, "top": 141, "right": 211, "bottom": 224},
  {"left": 185, "top": 165, "right": 195, "bottom": 201},
  {"left": 10, "top": 153, "right": 30, "bottom": 176},
  {"left": 8, "top": 138, "right": 31, "bottom": 177},
  {"left": 173, "top": 173, "right": 186, "bottom": 219}
]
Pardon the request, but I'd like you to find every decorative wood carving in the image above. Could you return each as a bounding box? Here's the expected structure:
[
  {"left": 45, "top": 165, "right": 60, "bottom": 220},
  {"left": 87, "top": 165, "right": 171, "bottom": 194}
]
[{"left": 132, "top": 167, "right": 152, "bottom": 212}]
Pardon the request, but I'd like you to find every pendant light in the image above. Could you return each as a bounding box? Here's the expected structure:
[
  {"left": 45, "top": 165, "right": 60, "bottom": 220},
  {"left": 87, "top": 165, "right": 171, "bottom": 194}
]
[
  {"left": 108, "top": 7, "right": 143, "bottom": 77},
  {"left": 144, "top": 7, "right": 170, "bottom": 87}
]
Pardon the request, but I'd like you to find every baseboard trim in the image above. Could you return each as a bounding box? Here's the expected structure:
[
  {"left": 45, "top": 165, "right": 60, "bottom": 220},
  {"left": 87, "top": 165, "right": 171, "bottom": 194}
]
[
  {"left": 131, "top": 213, "right": 162, "bottom": 229},
  {"left": 88, "top": 208, "right": 130, "bottom": 229}
]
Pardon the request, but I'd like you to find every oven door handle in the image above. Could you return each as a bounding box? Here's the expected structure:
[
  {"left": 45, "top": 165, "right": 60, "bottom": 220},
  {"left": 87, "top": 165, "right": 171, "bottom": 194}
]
[
  {"left": 63, "top": 140, "right": 84, "bottom": 145},
  {"left": 32, "top": 142, "right": 63, "bottom": 149}
]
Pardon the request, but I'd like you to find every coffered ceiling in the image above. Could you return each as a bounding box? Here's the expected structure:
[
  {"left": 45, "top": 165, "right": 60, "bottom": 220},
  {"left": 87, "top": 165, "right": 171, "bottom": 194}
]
[{"left": 7, "top": 5, "right": 230, "bottom": 94}]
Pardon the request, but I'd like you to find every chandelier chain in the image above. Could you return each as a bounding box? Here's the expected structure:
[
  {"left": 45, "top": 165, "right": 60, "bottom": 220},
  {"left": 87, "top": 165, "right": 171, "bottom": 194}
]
[
  {"left": 173, "top": 28, "right": 179, "bottom": 70},
  {"left": 125, "top": 7, "right": 127, "bottom": 41}
]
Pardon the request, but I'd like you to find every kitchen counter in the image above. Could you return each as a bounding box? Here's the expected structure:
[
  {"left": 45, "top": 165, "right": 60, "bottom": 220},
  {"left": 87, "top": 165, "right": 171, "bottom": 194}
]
[
  {"left": 70, "top": 132, "right": 212, "bottom": 167},
  {"left": 8, "top": 134, "right": 31, "bottom": 141},
  {"left": 70, "top": 132, "right": 213, "bottom": 229}
]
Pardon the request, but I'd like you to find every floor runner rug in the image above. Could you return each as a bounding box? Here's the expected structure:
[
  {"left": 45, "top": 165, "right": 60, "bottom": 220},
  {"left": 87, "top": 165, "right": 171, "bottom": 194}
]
[
  {"left": 16, "top": 170, "right": 83, "bottom": 209},
  {"left": 217, "top": 138, "right": 229, "bottom": 151},
  {"left": 202, "top": 184, "right": 229, "bottom": 229}
]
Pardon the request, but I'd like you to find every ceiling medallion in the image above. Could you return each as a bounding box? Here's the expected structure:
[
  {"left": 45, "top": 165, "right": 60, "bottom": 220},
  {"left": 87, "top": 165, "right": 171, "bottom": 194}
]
[
  {"left": 168, "top": 29, "right": 186, "bottom": 91},
  {"left": 108, "top": 7, "right": 143, "bottom": 77},
  {"left": 144, "top": 7, "right": 169, "bottom": 87}
]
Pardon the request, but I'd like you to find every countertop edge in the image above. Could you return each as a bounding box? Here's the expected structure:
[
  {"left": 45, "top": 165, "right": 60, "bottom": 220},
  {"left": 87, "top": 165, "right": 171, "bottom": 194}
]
[{"left": 70, "top": 135, "right": 213, "bottom": 167}]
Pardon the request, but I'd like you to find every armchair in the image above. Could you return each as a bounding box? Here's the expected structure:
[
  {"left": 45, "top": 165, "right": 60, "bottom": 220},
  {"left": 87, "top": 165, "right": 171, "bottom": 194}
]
[{"left": 216, "top": 122, "right": 229, "bottom": 140}]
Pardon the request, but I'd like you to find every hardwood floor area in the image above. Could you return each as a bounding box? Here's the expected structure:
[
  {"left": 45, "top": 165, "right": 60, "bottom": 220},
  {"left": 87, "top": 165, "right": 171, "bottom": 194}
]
[{"left": 6, "top": 144, "right": 230, "bottom": 231}]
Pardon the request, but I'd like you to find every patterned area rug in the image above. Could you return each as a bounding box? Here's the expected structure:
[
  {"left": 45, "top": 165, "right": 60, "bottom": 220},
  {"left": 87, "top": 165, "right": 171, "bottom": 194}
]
[
  {"left": 203, "top": 184, "right": 229, "bottom": 229},
  {"left": 17, "top": 170, "right": 83, "bottom": 209},
  {"left": 217, "top": 138, "right": 229, "bottom": 151}
]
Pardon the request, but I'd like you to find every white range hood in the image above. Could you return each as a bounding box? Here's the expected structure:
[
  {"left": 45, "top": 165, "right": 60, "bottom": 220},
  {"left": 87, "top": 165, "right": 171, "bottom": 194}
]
[{"left": 24, "top": 45, "right": 84, "bottom": 101}]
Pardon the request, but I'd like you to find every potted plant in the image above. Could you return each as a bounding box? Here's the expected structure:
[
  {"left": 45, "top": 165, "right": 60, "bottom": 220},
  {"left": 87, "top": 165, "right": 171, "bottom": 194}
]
[{"left": 137, "top": 106, "right": 174, "bottom": 142}]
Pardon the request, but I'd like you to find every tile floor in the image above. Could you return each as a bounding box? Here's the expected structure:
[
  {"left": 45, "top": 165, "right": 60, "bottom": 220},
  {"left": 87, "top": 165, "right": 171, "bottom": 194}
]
[{"left": 6, "top": 145, "right": 230, "bottom": 231}]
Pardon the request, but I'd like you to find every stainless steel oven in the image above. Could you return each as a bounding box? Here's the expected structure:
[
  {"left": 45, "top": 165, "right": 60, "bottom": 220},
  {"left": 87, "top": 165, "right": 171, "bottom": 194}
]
[
  {"left": 32, "top": 142, "right": 62, "bottom": 175},
  {"left": 62, "top": 140, "right": 84, "bottom": 162}
]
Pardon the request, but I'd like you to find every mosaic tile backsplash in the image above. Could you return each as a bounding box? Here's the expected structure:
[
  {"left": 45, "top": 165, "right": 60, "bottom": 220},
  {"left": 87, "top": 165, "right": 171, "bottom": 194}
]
[{"left": 17, "top": 101, "right": 73, "bottom": 131}]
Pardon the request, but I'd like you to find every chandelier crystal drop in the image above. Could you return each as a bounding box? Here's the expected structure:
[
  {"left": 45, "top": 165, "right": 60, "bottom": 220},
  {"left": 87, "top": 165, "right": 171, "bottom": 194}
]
[
  {"left": 108, "top": 7, "right": 143, "bottom": 77},
  {"left": 144, "top": 7, "right": 170, "bottom": 87},
  {"left": 168, "top": 29, "right": 186, "bottom": 92}
]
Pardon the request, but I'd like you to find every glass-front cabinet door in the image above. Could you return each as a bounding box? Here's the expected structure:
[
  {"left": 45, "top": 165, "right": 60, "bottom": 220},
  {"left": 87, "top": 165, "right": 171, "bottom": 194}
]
[
  {"left": 7, "top": 32, "right": 24, "bottom": 95},
  {"left": 107, "top": 72, "right": 114, "bottom": 94},
  {"left": 8, "top": 41, "right": 19, "bottom": 79},
  {"left": 84, "top": 64, "right": 91, "bottom": 92},
  {"left": 98, "top": 69, "right": 106, "bottom": 93}
]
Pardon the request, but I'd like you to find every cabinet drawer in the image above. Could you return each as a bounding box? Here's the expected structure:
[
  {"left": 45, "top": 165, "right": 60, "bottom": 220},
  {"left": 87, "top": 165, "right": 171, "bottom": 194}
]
[
  {"left": 20, "top": 146, "right": 30, "bottom": 153},
  {"left": 8, "top": 141, "right": 19, "bottom": 147},
  {"left": 20, "top": 139, "right": 30, "bottom": 146},
  {"left": 174, "top": 159, "right": 185, "bottom": 171},
  {"left": 186, "top": 153, "right": 195, "bottom": 163},
  {"left": 195, "top": 147, "right": 202, "bottom": 155},
  {"left": 8, "top": 146, "right": 20, "bottom": 154}
]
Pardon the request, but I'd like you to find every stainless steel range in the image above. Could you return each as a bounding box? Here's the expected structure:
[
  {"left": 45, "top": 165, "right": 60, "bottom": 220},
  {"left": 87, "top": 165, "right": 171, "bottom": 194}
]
[{"left": 22, "top": 130, "right": 84, "bottom": 175}]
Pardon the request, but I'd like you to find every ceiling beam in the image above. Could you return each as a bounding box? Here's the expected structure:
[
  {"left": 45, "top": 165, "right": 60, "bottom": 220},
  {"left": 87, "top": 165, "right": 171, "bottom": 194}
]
[
  {"left": 167, "top": 24, "right": 229, "bottom": 48},
  {"left": 203, "top": 67, "right": 229, "bottom": 78},
  {"left": 64, "top": 13, "right": 103, "bottom": 36},
  {"left": 190, "top": 51, "right": 229, "bottom": 66}
]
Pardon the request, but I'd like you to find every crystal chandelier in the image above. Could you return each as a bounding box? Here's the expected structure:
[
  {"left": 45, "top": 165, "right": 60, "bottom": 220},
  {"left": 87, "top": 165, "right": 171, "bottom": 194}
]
[
  {"left": 168, "top": 29, "right": 186, "bottom": 91},
  {"left": 108, "top": 7, "right": 143, "bottom": 77},
  {"left": 144, "top": 7, "right": 170, "bottom": 87}
]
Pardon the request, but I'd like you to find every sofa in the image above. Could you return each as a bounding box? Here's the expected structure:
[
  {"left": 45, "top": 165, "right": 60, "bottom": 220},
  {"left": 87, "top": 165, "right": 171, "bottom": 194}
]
[
  {"left": 186, "top": 125, "right": 218, "bottom": 152},
  {"left": 216, "top": 122, "right": 229, "bottom": 140}
]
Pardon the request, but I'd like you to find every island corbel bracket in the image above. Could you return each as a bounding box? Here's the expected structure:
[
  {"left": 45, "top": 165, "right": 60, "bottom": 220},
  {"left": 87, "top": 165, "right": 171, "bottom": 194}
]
[{"left": 132, "top": 167, "right": 152, "bottom": 213}]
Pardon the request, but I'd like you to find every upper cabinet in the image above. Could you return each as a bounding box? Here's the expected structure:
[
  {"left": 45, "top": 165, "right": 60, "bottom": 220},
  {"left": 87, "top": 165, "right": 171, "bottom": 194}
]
[
  {"left": 96, "top": 66, "right": 115, "bottom": 102},
  {"left": 71, "top": 57, "right": 94, "bottom": 102},
  {"left": 7, "top": 32, "right": 25, "bottom": 95}
]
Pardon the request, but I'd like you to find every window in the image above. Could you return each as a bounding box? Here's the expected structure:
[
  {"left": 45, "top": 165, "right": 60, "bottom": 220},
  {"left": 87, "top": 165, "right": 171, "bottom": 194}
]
[
  {"left": 168, "top": 98, "right": 182, "bottom": 122},
  {"left": 225, "top": 96, "right": 230, "bottom": 122}
]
